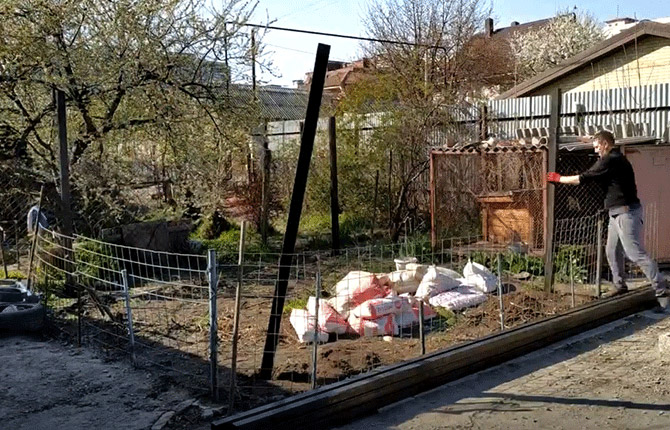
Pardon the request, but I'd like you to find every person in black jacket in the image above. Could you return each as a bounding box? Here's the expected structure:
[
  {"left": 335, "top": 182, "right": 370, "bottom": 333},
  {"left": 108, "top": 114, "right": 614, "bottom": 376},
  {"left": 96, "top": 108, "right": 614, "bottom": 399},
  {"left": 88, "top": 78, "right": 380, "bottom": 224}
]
[{"left": 546, "top": 130, "right": 668, "bottom": 300}]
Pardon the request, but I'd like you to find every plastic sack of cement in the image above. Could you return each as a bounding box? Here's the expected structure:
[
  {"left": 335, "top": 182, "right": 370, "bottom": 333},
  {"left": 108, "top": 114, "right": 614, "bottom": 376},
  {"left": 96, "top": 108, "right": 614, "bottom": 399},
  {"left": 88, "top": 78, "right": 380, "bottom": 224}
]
[
  {"left": 289, "top": 309, "right": 329, "bottom": 344},
  {"left": 347, "top": 313, "right": 398, "bottom": 337},
  {"left": 306, "top": 297, "right": 350, "bottom": 335},
  {"left": 396, "top": 300, "right": 438, "bottom": 328},
  {"left": 351, "top": 296, "right": 411, "bottom": 320},
  {"left": 462, "top": 261, "right": 498, "bottom": 293},
  {"left": 328, "top": 271, "right": 388, "bottom": 319},
  {"left": 414, "top": 266, "right": 461, "bottom": 300},
  {"left": 429, "top": 285, "right": 488, "bottom": 311},
  {"left": 386, "top": 269, "right": 421, "bottom": 294}
]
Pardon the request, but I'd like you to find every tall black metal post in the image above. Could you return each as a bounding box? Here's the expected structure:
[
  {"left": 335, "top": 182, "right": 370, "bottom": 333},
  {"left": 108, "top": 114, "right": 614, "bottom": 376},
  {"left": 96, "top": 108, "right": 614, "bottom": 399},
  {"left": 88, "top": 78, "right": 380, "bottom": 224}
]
[
  {"left": 260, "top": 44, "right": 330, "bottom": 379},
  {"left": 544, "top": 88, "right": 561, "bottom": 292}
]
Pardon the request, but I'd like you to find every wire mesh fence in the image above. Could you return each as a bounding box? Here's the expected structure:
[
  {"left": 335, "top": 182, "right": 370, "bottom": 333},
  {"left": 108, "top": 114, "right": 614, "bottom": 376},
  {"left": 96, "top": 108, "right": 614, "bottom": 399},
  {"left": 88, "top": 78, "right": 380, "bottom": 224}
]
[
  {"left": 21, "top": 209, "right": 620, "bottom": 414},
  {"left": 31, "top": 226, "right": 213, "bottom": 395},
  {"left": 0, "top": 160, "right": 42, "bottom": 277}
]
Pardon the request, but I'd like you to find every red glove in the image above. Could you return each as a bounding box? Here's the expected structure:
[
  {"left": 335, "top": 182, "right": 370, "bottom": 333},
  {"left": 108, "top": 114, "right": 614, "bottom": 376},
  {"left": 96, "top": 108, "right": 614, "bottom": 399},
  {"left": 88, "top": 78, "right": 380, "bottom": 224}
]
[{"left": 546, "top": 172, "right": 561, "bottom": 183}]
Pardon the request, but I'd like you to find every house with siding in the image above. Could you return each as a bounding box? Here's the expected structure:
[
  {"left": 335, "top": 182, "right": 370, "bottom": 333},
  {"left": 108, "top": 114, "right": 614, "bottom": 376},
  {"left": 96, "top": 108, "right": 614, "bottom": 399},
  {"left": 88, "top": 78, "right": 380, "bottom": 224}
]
[
  {"left": 500, "top": 21, "right": 670, "bottom": 98},
  {"left": 494, "top": 21, "right": 670, "bottom": 263}
]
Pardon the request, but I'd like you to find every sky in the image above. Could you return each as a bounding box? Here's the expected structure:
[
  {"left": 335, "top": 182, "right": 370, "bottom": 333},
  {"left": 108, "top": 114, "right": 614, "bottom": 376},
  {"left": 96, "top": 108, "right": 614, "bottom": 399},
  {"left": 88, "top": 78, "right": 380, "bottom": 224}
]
[{"left": 248, "top": 0, "right": 670, "bottom": 88}]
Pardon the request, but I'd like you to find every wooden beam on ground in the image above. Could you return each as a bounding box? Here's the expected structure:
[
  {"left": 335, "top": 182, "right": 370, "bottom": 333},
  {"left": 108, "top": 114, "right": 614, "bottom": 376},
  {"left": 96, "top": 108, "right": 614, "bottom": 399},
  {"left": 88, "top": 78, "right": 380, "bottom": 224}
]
[
  {"left": 259, "top": 44, "right": 330, "bottom": 380},
  {"left": 213, "top": 287, "right": 656, "bottom": 430}
]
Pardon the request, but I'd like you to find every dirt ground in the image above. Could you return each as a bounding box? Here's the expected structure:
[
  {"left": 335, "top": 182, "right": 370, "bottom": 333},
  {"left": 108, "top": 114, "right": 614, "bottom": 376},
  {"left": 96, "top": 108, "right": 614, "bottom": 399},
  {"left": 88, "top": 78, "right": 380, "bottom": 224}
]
[
  {"left": 337, "top": 309, "right": 670, "bottom": 430},
  {"left": 0, "top": 331, "right": 221, "bottom": 430}
]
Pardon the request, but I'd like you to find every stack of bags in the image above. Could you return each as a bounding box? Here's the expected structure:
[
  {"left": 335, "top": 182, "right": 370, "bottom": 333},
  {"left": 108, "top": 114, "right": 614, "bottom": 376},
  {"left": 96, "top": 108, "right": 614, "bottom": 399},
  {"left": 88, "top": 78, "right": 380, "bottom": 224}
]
[{"left": 289, "top": 260, "right": 499, "bottom": 343}]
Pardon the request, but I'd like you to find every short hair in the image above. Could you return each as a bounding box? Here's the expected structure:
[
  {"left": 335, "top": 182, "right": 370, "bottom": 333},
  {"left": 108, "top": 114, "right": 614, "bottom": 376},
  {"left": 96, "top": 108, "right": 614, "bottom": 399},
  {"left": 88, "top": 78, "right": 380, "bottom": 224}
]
[{"left": 593, "top": 130, "right": 615, "bottom": 146}]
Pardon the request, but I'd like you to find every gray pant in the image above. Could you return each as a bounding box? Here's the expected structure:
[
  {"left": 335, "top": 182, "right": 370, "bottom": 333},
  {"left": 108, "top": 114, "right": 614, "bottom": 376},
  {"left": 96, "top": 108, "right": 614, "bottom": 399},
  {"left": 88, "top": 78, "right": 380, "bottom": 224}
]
[{"left": 606, "top": 205, "right": 666, "bottom": 296}]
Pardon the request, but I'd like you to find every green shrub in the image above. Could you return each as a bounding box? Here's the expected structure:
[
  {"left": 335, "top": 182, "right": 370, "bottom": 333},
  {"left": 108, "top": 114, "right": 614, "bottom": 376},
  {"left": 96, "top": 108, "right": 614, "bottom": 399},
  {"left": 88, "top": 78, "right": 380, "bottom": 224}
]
[
  {"left": 202, "top": 228, "right": 268, "bottom": 263},
  {"left": 283, "top": 297, "right": 308, "bottom": 314},
  {"left": 3, "top": 270, "right": 25, "bottom": 280}
]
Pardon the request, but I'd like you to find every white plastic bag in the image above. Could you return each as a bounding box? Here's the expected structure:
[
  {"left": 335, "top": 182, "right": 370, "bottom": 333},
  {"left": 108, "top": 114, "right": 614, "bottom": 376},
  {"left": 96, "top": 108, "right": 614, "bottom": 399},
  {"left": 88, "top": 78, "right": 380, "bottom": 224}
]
[
  {"left": 387, "top": 269, "right": 421, "bottom": 294},
  {"left": 463, "top": 261, "right": 498, "bottom": 293},
  {"left": 415, "top": 266, "right": 462, "bottom": 300},
  {"left": 289, "top": 309, "right": 329, "bottom": 343},
  {"left": 429, "top": 285, "right": 488, "bottom": 311}
]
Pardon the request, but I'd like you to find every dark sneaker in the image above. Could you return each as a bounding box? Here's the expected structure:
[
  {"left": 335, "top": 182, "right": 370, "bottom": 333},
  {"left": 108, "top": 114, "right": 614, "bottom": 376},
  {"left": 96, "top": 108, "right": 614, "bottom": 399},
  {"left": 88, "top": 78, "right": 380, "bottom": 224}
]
[{"left": 603, "top": 287, "right": 628, "bottom": 298}]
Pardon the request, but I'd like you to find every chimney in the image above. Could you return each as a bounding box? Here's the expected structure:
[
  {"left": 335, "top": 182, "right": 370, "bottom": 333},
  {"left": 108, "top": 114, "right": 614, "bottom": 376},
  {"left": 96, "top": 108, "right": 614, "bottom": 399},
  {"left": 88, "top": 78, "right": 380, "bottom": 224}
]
[
  {"left": 485, "top": 18, "right": 494, "bottom": 37},
  {"left": 510, "top": 21, "right": 519, "bottom": 26}
]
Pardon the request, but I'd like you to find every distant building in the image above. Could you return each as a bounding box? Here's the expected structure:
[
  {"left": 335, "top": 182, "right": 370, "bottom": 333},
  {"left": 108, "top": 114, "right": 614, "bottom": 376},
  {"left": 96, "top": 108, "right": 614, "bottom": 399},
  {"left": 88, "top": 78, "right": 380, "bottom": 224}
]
[
  {"left": 604, "top": 17, "right": 670, "bottom": 38},
  {"left": 301, "top": 58, "right": 375, "bottom": 101}
]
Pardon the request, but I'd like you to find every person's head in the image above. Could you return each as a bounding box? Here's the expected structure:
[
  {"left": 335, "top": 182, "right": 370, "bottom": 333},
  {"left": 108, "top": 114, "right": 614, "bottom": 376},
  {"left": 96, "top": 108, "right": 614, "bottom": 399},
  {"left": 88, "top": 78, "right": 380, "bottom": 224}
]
[{"left": 592, "top": 130, "right": 616, "bottom": 157}]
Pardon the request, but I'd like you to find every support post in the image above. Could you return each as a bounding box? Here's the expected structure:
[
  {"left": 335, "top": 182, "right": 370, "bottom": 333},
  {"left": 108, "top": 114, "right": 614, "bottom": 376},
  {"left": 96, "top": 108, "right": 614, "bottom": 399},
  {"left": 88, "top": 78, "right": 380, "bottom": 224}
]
[
  {"left": 1, "top": 228, "right": 7, "bottom": 278},
  {"left": 328, "top": 116, "right": 340, "bottom": 254},
  {"left": 497, "top": 254, "right": 505, "bottom": 330},
  {"left": 260, "top": 44, "right": 331, "bottom": 380},
  {"left": 229, "top": 223, "right": 246, "bottom": 412},
  {"left": 122, "top": 269, "right": 137, "bottom": 365},
  {"left": 479, "top": 104, "right": 488, "bottom": 141},
  {"left": 26, "top": 186, "right": 45, "bottom": 290},
  {"left": 418, "top": 299, "right": 425, "bottom": 355},
  {"left": 570, "top": 250, "right": 575, "bottom": 307},
  {"left": 208, "top": 249, "right": 219, "bottom": 401},
  {"left": 260, "top": 125, "right": 271, "bottom": 245},
  {"left": 14, "top": 220, "right": 20, "bottom": 270},
  {"left": 544, "top": 88, "right": 561, "bottom": 292},
  {"left": 371, "top": 170, "right": 379, "bottom": 240},
  {"left": 429, "top": 151, "right": 436, "bottom": 249},
  {"left": 596, "top": 217, "right": 603, "bottom": 298},
  {"left": 311, "top": 259, "right": 322, "bottom": 389}
]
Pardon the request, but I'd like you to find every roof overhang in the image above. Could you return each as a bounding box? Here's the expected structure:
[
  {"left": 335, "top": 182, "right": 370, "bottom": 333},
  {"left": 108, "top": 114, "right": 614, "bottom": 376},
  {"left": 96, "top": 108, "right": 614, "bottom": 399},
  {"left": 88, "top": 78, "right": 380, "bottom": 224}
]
[{"left": 499, "top": 21, "right": 670, "bottom": 99}]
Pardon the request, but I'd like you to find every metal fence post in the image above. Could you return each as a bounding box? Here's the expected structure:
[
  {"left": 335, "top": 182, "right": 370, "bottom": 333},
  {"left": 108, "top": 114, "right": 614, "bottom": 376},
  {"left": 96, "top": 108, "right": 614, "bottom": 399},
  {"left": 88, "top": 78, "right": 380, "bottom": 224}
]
[
  {"left": 419, "top": 299, "right": 426, "bottom": 355},
  {"left": 208, "top": 249, "right": 219, "bottom": 401},
  {"left": 14, "top": 220, "right": 20, "bottom": 270},
  {"left": 311, "top": 259, "right": 322, "bottom": 389},
  {"left": 121, "top": 269, "right": 137, "bottom": 365},
  {"left": 596, "top": 218, "right": 603, "bottom": 298},
  {"left": 570, "top": 250, "right": 575, "bottom": 308},
  {"left": 26, "top": 185, "right": 44, "bottom": 290},
  {"left": 229, "top": 222, "right": 246, "bottom": 412},
  {"left": 497, "top": 254, "right": 505, "bottom": 330}
]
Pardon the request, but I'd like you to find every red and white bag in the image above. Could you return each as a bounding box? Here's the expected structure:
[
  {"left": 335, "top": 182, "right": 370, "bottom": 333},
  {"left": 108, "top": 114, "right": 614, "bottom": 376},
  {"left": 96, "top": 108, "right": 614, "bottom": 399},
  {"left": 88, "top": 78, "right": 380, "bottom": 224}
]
[
  {"left": 329, "top": 271, "right": 388, "bottom": 318},
  {"left": 307, "top": 297, "right": 350, "bottom": 335},
  {"left": 396, "top": 301, "right": 437, "bottom": 327},
  {"left": 289, "top": 309, "right": 329, "bottom": 343},
  {"left": 351, "top": 296, "right": 406, "bottom": 319},
  {"left": 347, "top": 313, "right": 398, "bottom": 337}
]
